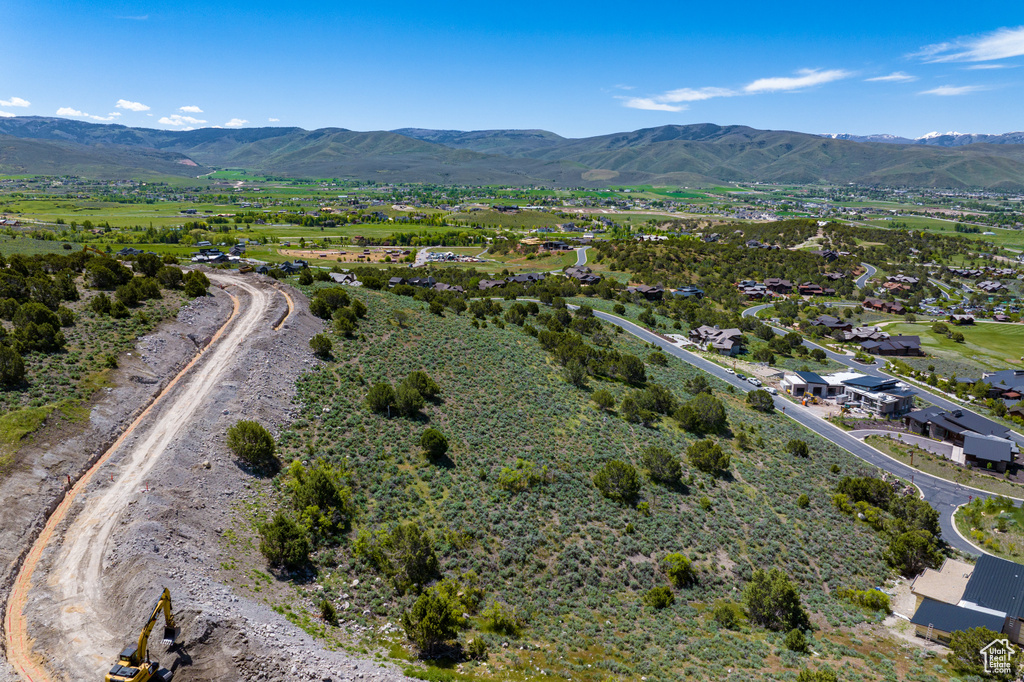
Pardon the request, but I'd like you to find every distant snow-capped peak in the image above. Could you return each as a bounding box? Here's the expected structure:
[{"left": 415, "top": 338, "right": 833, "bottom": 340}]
[{"left": 917, "top": 131, "right": 969, "bottom": 140}]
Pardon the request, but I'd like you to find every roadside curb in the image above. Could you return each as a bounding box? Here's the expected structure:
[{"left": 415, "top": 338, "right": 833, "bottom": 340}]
[{"left": 950, "top": 503, "right": 992, "bottom": 558}]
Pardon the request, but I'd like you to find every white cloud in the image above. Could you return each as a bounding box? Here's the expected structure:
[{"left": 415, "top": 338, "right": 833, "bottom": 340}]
[
  {"left": 0, "top": 97, "right": 30, "bottom": 108},
  {"left": 919, "top": 85, "right": 985, "bottom": 96},
  {"left": 179, "top": 105, "right": 203, "bottom": 113},
  {"left": 660, "top": 87, "right": 736, "bottom": 103},
  {"left": 268, "top": 117, "right": 280, "bottom": 122},
  {"left": 620, "top": 97, "right": 686, "bottom": 112},
  {"left": 865, "top": 71, "right": 917, "bottom": 83},
  {"left": 115, "top": 98, "right": 150, "bottom": 112},
  {"left": 744, "top": 68, "right": 851, "bottom": 93},
  {"left": 965, "top": 63, "right": 1016, "bottom": 70},
  {"left": 915, "top": 26, "right": 1024, "bottom": 63},
  {"left": 159, "top": 114, "right": 207, "bottom": 126},
  {"left": 0, "top": 111, "right": 14, "bottom": 118},
  {"left": 224, "top": 118, "right": 248, "bottom": 128},
  {"left": 55, "top": 107, "right": 122, "bottom": 121},
  {"left": 620, "top": 86, "right": 735, "bottom": 112}
]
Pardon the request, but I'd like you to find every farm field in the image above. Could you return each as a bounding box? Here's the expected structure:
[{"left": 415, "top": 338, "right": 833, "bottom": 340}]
[
  {"left": 884, "top": 321, "right": 1024, "bottom": 372},
  {"left": 250, "top": 283, "right": 949, "bottom": 682}
]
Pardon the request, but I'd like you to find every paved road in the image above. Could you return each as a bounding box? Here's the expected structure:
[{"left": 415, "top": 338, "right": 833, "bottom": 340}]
[
  {"left": 575, "top": 246, "right": 590, "bottom": 268},
  {"left": 587, "top": 308, "right": 988, "bottom": 555},
  {"left": 856, "top": 262, "right": 877, "bottom": 290},
  {"left": 849, "top": 430, "right": 955, "bottom": 458},
  {"left": 928, "top": 278, "right": 953, "bottom": 300}
]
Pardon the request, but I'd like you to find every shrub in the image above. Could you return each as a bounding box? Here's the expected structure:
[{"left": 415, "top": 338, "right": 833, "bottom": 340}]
[
  {"left": 662, "top": 553, "right": 695, "bottom": 587},
  {"left": 613, "top": 303, "right": 626, "bottom": 315},
  {"left": 366, "top": 382, "right": 397, "bottom": 414},
  {"left": 593, "top": 459, "right": 640, "bottom": 503},
  {"left": 835, "top": 588, "right": 891, "bottom": 613},
  {"left": 298, "top": 269, "right": 314, "bottom": 286},
  {"left": 785, "top": 628, "right": 808, "bottom": 653},
  {"left": 887, "top": 529, "right": 942, "bottom": 577},
  {"left": 183, "top": 270, "right": 210, "bottom": 297},
  {"left": 402, "top": 583, "right": 465, "bottom": 655},
  {"left": 258, "top": 512, "right": 310, "bottom": 569},
  {"left": 309, "top": 333, "right": 332, "bottom": 358},
  {"left": 0, "top": 346, "right": 25, "bottom": 386},
  {"left": 647, "top": 350, "right": 668, "bottom": 366},
  {"left": 496, "top": 459, "right": 548, "bottom": 492},
  {"left": 156, "top": 266, "right": 184, "bottom": 289},
  {"left": 797, "top": 494, "right": 810, "bottom": 509},
  {"left": 320, "top": 598, "right": 338, "bottom": 626},
  {"left": 787, "top": 439, "right": 809, "bottom": 458},
  {"left": 481, "top": 600, "right": 522, "bottom": 635},
  {"left": 797, "top": 670, "right": 838, "bottom": 682},
  {"left": 744, "top": 568, "right": 808, "bottom": 631},
  {"left": 89, "top": 293, "right": 112, "bottom": 315},
  {"left": 746, "top": 389, "right": 775, "bottom": 412},
  {"left": 285, "top": 459, "right": 355, "bottom": 539},
  {"left": 687, "top": 439, "right": 730, "bottom": 475},
  {"left": 674, "top": 393, "right": 727, "bottom": 433},
  {"left": 810, "top": 348, "right": 826, "bottom": 362},
  {"left": 642, "top": 446, "right": 682, "bottom": 485},
  {"left": 643, "top": 586, "right": 674, "bottom": 610},
  {"left": 396, "top": 381, "right": 425, "bottom": 416},
  {"left": 591, "top": 389, "right": 615, "bottom": 411},
  {"left": 354, "top": 521, "right": 439, "bottom": 594},
  {"left": 226, "top": 420, "right": 278, "bottom": 471},
  {"left": 712, "top": 600, "right": 744, "bottom": 629},
  {"left": 420, "top": 429, "right": 449, "bottom": 459}
]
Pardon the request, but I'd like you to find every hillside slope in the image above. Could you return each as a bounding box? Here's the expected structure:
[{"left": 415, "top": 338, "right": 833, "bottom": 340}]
[
  {"left": 3, "top": 117, "right": 1024, "bottom": 188},
  {"left": 254, "top": 285, "right": 927, "bottom": 681}
]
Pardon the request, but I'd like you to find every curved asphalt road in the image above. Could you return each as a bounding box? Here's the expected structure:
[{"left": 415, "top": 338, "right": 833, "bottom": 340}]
[
  {"left": 575, "top": 246, "right": 590, "bottom": 268},
  {"left": 587, "top": 308, "right": 989, "bottom": 555},
  {"left": 856, "top": 262, "right": 877, "bottom": 290}
]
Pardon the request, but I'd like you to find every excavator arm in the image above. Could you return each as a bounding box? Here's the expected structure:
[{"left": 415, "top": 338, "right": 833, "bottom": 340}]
[
  {"left": 105, "top": 588, "right": 178, "bottom": 681},
  {"left": 134, "top": 588, "right": 177, "bottom": 662}
]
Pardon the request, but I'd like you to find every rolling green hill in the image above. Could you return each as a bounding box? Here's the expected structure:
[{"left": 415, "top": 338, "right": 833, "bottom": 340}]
[{"left": 3, "top": 116, "right": 1024, "bottom": 188}]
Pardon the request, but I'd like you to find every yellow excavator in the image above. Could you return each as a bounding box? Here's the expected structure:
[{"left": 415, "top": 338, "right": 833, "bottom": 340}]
[{"left": 104, "top": 588, "right": 179, "bottom": 682}]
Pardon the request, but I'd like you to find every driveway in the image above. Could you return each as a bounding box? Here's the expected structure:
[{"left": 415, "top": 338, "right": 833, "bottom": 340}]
[
  {"left": 849, "top": 430, "right": 955, "bottom": 459},
  {"left": 856, "top": 262, "right": 877, "bottom": 290}
]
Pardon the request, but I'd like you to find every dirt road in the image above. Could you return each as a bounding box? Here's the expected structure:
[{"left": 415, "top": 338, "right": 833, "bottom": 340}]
[{"left": 4, "top": 275, "right": 278, "bottom": 680}]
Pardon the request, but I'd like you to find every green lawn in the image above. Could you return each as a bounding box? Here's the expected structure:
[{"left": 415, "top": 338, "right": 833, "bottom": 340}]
[{"left": 885, "top": 321, "right": 1024, "bottom": 371}]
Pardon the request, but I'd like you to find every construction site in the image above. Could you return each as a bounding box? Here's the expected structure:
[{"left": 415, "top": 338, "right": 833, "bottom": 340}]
[{"left": 0, "top": 274, "right": 409, "bottom": 682}]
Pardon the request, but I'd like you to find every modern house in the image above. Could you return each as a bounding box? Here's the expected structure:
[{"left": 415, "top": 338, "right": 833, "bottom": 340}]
[
  {"left": 688, "top": 326, "right": 744, "bottom": 356},
  {"left": 904, "top": 406, "right": 1014, "bottom": 468},
  {"left": 764, "top": 278, "right": 794, "bottom": 294},
  {"left": 780, "top": 371, "right": 830, "bottom": 398},
  {"left": 911, "top": 555, "right": 1024, "bottom": 644},
  {"left": 625, "top": 284, "right": 665, "bottom": 301},
  {"left": 671, "top": 285, "right": 704, "bottom": 300},
  {"left": 737, "top": 281, "right": 768, "bottom": 299},
  {"left": 564, "top": 266, "right": 602, "bottom": 286},
  {"left": 843, "top": 326, "right": 888, "bottom": 343},
  {"left": 860, "top": 335, "right": 922, "bottom": 356},
  {"left": 809, "top": 315, "right": 852, "bottom": 332},
  {"left": 949, "top": 314, "right": 975, "bottom": 325},
  {"left": 838, "top": 374, "right": 916, "bottom": 417},
  {"left": 982, "top": 369, "right": 1024, "bottom": 402}
]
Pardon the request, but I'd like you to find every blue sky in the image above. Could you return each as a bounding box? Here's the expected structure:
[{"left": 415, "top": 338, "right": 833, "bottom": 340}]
[{"left": 3, "top": 1, "right": 1023, "bottom": 138}]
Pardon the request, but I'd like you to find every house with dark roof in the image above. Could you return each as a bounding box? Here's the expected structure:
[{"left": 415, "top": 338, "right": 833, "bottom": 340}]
[
  {"left": 982, "top": 369, "right": 1024, "bottom": 402},
  {"left": 564, "top": 266, "right": 601, "bottom": 286},
  {"left": 843, "top": 326, "right": 888, "bottom": 343},
  {"left": 811, "top": 249, "right": 840, "bottom": 262},
  {"left": 839, "top": 374, "right": 916, "bottom": 416},
  {"left": 506, "top": 273, "right": 546, "bottom": 285},
  {"left": 797, "top": 282, "right": 836, "bottom": 296},
  {"left": 478, "top": 279, "right": 505, "bottom": 290},
  {"left": 688, "top": 326, "right": 744, "bottom": 356},
  {"left": 959, "top": 432, "right": 1015, "bottom": 472},
  {"left": 809, "top": 315, "right": 852, "bottom": 332},
  {"left": 860, "top": 335, "right": 922, "bottom": 356},
  {"left": 912, "top": 554, "right": 1024, "bottom": 644},
  {"left": 949, "top": 314, "right": 975, "bottom": 325},
  {"left": 388, "top": 276, "right": 407, "bottom": 287},
  {"left": 764, "top": 278, "right": 793, "bottom": 294},
  {"left": 862, "top": 298, "right": 906, "bottom": 315},
  {"left": 671, "top": 285, "right": 704, "bottom": 300},
  {"left": 904, "top": 406, "right": 1012, "bottom": 447},
  {"left": 625, "top": 284, "right": 665, "bottom": 301}
]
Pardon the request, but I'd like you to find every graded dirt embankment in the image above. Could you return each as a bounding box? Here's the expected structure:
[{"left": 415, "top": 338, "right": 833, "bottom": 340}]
[{"left": 2, "top": 275, "right": 410, "bottom": 682}]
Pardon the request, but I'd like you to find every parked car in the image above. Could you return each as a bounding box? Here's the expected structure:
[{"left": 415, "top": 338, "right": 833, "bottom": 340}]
[
  {"left": 747, "top": 377, "right": 762, "bottom": 387},
  {"left": 767, "top": 387, "right": 778, "bottom": 395},
  {"left": 736, "top": 373, "right": 746, "bottom": 380},
  {"left": 725, "top": 368, "right": 735, "bottom": 374}
]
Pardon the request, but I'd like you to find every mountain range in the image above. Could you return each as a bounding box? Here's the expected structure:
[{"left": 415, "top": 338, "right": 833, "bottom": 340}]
[{"left": 2, "top": 116, "right": 1024, "bottom": 189}]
